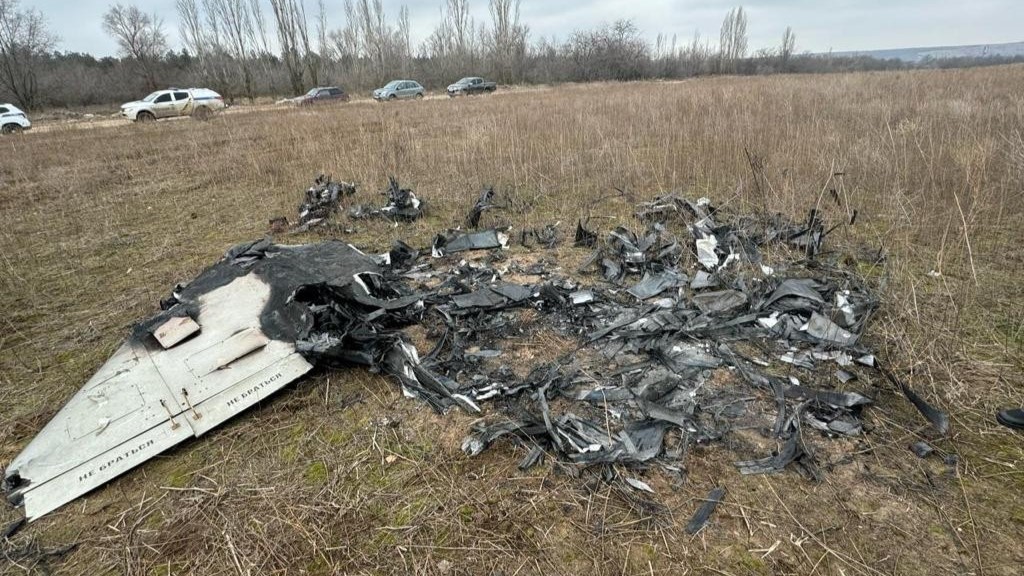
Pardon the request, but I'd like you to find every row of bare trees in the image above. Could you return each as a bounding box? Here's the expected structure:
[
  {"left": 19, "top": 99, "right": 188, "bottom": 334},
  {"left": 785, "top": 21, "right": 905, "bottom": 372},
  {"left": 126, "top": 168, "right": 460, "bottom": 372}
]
[{"left": 4, "top": 1, "right": 1014, "bottom": 111}]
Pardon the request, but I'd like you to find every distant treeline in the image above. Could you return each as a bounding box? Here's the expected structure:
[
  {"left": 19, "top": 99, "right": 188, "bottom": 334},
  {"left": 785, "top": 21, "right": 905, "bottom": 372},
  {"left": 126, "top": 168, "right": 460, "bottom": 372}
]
[{"left": 2, "top": 0, "right": 1022, "bottom": 110}]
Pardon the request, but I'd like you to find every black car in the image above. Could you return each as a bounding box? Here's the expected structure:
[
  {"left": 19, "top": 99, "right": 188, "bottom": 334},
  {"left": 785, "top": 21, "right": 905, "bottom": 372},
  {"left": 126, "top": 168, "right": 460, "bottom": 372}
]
[{"left": 295, "top": 86, "right": 350, "bottom": 105}]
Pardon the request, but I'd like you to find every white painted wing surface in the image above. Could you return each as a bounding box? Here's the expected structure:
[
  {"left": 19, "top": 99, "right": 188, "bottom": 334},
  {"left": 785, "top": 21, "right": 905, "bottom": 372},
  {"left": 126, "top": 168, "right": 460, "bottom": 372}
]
[{"left": 5, "top": 275, "right": 313, "bottom": 520}]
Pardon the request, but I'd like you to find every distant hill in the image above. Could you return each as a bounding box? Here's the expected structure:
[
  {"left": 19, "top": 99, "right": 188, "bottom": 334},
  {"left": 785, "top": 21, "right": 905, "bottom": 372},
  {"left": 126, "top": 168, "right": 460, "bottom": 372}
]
[{"left": 830, "top": 41, "right": 1024, "bottom": 62}]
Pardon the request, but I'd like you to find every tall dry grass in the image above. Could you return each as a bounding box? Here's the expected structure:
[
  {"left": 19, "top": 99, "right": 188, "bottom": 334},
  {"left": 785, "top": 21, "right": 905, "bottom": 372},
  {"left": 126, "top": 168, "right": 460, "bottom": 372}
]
[{"left": 1, "top": 66, "right": 1022, "bottom": 575}]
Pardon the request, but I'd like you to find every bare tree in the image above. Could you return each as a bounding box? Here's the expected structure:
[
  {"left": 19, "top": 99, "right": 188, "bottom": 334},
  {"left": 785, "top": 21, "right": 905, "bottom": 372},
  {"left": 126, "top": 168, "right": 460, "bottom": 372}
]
[
  {"left": 780, "top": 26, "right": 795, "bottom": 71},
  {"left": 268, "top": 0, "right": 309, "bottom": 93},
  {"left": 177, "top": 0, "right": 204, "bottom": 57},
  {"left": 424, "top": 0, "right": 480, "bottom": 80},
  {"left": 718, "top": 6, "right": 747, "bottom": 73},
  {"left": 329, "top": 0, "right": 360, "bottom": 78},
  {"left": 442, "top": 0, "right": 473, "bottom": 59},
  {"left": 733, "top": 7, "right": 748, "bottom": 62},
  {"left": 295, "top": 0, "right": 319, "bottom": 86},
  {"left": 486, "top": 0, "right": 528, "bottom": 83},
  {"left": 316, "top": 0, "right": 328, "bottom": 61},
  {"left": 0, "top": 0, "right": 57, "bottom": 110},
  {"left": 682, "top": 30, "right": 710, "bottom": 76},
  {"left": 355, "top": 0, "right": 381, "bottom": 82},
  {"left": 565, "top": 20, "right": 648, "bottom": 82},
  {"left": 102, "top": 4, "right": 168, "bottom": 89},
  {"left": 653, "top": 32, "right": 679, "bottom": 77},
  {"left": 718, "top": 10, "right": 732, "bottom": 72},
  {"left": 177, "top": 0, "right": 231, "bottom": 98},
  {"left": 397, "top": 4, "right": 411, "bottom": 75},
  {"left": 247, "top": 0, "right": 276, "bottom": 91},
  {"left": 248, "top": 0, "right": 271, "bottom": 56},
  {"left": 208, "top": 0, "right": 260, "bottom": 101}
]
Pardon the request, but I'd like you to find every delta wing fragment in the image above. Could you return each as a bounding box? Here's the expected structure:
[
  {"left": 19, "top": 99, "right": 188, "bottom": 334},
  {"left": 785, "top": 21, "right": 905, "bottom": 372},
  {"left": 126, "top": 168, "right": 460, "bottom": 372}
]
[
  {"left": 3, "top": 342, "right": 192, "bottom": 520},
  {"left": 3, "top": 240, "right": 381, "bottom": 521},
  {"left": 4, "top": 275, "right": 314, "bottom": 521}
]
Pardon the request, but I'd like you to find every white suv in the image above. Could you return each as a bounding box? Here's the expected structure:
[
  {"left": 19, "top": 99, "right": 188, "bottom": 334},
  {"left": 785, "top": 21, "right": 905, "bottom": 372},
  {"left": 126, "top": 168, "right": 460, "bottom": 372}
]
[
  {"left": 0, "top": 104, "right": 31, "bottom": 134},
  {"left": 120, "top": 88, "right": 225, "bottom": 122}
]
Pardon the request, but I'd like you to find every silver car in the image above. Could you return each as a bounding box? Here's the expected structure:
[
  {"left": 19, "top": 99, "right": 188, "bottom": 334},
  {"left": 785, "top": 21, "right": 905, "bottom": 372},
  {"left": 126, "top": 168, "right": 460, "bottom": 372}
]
[{"left": 373, "top": 80, "right": 425, "bottom": 101}]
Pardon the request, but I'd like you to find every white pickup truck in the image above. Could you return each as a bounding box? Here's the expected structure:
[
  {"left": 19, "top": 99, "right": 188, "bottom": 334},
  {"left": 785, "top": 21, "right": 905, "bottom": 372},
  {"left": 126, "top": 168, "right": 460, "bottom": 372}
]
[{"left": 120, "top": 88, "right": 226, "bottom": 122}]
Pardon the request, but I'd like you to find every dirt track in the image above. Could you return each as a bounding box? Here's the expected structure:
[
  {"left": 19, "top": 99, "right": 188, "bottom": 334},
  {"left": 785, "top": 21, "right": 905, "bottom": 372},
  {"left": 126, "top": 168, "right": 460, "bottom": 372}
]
[{"left": 28, "top": 85, "right": 552, "bottom": 134}]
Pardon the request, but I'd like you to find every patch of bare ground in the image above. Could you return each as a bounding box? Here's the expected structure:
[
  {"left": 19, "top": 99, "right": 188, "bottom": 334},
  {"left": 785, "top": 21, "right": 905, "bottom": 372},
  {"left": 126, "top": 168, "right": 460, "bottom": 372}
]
[{"left": 2, "top": 67, "right": 1023, "bottom": 575}]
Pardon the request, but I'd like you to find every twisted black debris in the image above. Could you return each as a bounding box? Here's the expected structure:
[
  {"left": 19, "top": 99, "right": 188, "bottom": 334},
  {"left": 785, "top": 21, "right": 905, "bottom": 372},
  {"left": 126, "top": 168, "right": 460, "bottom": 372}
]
[
  {"left": 355, "top": 193, "right": 948, "bottom": 490},
  {"left": 349, "top": 176, "right": 424, "bottom": 221},
  {"left": 81, "top": 189, "right": 950, "bottom": 531},
  {"left": 466, "top": 186, "right": 499, "bottom": 228},
  {"left": 464, "top": 186, "right": 561, "bottom": 248},
  {"left": 297, "top": 174, "right": 357, "bottom": 229}
]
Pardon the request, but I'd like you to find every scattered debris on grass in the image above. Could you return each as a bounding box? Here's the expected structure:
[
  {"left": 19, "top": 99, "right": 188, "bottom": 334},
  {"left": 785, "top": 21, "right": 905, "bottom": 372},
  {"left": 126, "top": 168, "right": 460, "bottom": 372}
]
[
  {"left": 3, "top": 181, "right": 952, "bottom": 527},
  {"left": 296, "top": 174, "right": 357, "bottom": 230},
  {"left": 520, "top": 223, "right": 561, "bottom": 248},
  {"left": 349, "top": 176, "right": 424, "bottom": 221}
]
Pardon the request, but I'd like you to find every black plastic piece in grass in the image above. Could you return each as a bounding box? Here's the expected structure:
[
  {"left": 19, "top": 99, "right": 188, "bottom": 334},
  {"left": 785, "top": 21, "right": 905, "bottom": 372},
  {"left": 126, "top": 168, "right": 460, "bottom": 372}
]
[{"left": 685, "top": 487, "right": 727, "bottom": 535}]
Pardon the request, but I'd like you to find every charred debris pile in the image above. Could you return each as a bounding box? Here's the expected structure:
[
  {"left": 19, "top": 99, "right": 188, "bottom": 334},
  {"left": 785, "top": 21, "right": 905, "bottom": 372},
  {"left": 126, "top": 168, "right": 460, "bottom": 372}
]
[
  {"left": 279, "top": 178, "right": 948, "bottom": 480},
  {"left": 270, "top": 175, "right": 424, "bottom": 233},
  {"left": 3, "top": 176, "right": 951, "bottom": 525}
]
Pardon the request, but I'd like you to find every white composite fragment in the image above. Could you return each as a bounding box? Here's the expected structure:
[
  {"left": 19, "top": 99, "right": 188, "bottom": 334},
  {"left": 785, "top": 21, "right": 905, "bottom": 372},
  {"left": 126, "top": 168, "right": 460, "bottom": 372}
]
[
  {"left": 835, "top": 291, "right": 856, "bottom": 325},
  {"left": 625, "top": 477, "right": 655, "bottom": 493},
  {"left": 152, "top": 316, "right": 200, "bottom": 349},
  {"left": 800, "top": 312, "right": 859, "bottom": 346},
  {"left": 695, "top": 236, "right": 719, "bottom": 269},
  {"left": 757, "top": 312, "right": 781, "bottom": 329},
  {"left": 812, "top": 350, "right": 853, "bottom": 366}
]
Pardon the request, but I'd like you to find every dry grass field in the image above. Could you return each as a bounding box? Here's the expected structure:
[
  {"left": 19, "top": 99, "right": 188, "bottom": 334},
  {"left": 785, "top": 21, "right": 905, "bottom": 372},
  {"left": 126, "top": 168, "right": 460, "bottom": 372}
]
[{"left": 1, "top": 66, "right": 1023, "bottom": 575}]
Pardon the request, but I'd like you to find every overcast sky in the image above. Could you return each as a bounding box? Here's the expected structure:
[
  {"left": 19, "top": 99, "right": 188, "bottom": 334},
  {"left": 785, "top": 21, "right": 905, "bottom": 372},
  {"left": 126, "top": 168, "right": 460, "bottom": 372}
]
[{"left": 38, "top": 0, "right": 1022, "bottom": 58}]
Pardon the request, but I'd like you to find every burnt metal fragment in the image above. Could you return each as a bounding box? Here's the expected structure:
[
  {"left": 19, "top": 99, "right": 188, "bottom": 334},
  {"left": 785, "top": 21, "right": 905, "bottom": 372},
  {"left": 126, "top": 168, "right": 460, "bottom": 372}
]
[
  {"left": 388, "top": 240, "right": 420, "bottom": 269},
  {"left": 466, "top": 186, "right": 498, "bottom": 228},
  {"left": 296, "top": 174, "right": 357, "bottom": 229},
  {"left": 685, "top": 487, "right": 727, "bottom": 535},
  {"left": 734, "top": 427, "right": 814, "bottom": 476},
  {"left": 910, "top": 441, "right": 934, "bottom": 458},
  {"left": 574, "top": 219, "right": 597, "bottom": 247},
  {"left": 627, "top": 270, "right": 688, "bottom": 300},
  {"left": 521, "top": 224, "right": 561, "bottom": 248},
  {"left": 877, "top": 362, "right": 950, "bottom": 435},
  {"left": 2, "top": 517, "right": 25, "bottom": 540},
  {"left": 349, "top": 176, "right": 423, "bottom": 221},
  {"left": 518, "top": 446, "right": 545, "bottom": 470},
  {"left": 432, "top": 229, "right": 509, "bottom": 256},
  {"left": 692, "top": 289, "right": 749, "bottom": 315}
]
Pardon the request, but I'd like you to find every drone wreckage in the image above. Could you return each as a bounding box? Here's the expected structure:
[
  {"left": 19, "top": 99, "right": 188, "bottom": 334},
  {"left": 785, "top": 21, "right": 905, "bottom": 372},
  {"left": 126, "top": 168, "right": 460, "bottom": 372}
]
[{"left": 3, "top": 177, "right": 949, "bottom": 526}]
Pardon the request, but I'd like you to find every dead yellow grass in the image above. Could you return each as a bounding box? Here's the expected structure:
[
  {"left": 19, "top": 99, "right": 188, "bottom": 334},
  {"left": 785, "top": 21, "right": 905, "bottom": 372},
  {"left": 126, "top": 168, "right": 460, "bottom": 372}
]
[{"left": 1, "top": 66, "right": 1023, "bottom": 575}]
